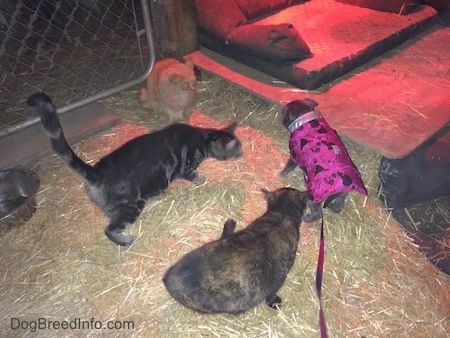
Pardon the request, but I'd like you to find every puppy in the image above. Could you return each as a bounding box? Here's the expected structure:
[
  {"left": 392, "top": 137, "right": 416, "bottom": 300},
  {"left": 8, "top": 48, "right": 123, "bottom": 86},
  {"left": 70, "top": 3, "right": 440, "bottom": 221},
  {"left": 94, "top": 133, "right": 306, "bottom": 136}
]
[
  {"left": 163, "top": 187, "right": 307, "bottom": 314},
  {"left": 280, "top": 99, "right": 368, "bottom": 222}
]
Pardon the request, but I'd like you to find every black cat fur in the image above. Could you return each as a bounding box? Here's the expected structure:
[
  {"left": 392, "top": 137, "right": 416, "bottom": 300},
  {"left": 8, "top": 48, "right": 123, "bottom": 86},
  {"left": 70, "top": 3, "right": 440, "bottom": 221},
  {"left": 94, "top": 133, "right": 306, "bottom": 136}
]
[
  {"left": 27, "top": 92, "right": 242, "bottom": 246},
  {"left": 163, "top": 187, "right": 307, "bottom": 314}
]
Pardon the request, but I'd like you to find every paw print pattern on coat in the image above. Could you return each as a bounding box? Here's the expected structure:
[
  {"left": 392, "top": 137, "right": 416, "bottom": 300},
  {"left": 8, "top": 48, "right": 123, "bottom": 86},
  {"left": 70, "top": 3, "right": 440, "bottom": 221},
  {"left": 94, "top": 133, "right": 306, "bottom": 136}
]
[{"left": 289, "top": 118, "right": 367, "bottom": 203}]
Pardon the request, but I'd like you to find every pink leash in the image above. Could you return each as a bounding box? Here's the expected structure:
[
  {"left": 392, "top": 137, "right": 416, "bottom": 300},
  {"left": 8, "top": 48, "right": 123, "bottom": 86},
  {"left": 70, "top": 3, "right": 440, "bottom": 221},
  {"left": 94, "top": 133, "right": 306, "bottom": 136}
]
[{"left": 316, "top": 217, "right": 328, "bottom": 338}]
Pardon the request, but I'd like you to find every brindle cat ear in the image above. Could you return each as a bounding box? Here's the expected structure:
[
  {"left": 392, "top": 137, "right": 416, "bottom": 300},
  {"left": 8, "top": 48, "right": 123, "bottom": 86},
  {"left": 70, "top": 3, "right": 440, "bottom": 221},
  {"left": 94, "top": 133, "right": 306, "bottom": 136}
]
[
  {"left": 223, "top": 122, "right": 238, "bottom": 134},
  {"left": 261, "top": 188, "right": 274, "bottom": 203}
]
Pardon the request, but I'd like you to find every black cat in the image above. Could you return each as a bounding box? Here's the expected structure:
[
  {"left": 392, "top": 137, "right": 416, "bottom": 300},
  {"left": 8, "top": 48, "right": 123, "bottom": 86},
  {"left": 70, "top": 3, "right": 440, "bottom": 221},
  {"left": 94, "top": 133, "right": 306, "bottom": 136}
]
[
  {"left": 163, "top": 187, "right": 307, "bottom": 314},
  {"left": 27, "top": 93, "right": 242, "bottom": 246}
]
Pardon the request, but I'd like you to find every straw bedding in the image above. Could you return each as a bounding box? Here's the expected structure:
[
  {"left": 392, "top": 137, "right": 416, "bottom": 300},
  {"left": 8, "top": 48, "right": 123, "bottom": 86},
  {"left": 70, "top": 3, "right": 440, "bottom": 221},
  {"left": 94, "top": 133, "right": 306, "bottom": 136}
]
[{"left": 0, "top": 72, "right": 448, "bottom": 337}]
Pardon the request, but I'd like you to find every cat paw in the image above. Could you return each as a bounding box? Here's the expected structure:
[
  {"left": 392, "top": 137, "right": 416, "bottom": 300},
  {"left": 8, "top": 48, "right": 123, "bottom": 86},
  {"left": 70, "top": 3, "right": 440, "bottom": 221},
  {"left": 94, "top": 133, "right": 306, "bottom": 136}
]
[
  {"left": 105, "top": 229, "right": 135, "bottom": 246},
  {"left": 266, "top": 295, "right": 282, "bottom": 309}
]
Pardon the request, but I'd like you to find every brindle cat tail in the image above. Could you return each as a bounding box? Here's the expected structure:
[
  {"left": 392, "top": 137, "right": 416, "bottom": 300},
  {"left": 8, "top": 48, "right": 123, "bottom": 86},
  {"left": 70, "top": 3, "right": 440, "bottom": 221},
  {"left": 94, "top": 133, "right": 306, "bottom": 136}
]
[{"left": 27, "top": 93, "right": 99, "bottom": 184}]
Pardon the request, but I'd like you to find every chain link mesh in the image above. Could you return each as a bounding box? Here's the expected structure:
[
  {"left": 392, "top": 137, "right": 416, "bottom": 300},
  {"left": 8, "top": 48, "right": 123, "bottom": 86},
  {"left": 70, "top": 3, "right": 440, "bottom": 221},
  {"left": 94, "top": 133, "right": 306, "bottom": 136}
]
[{"left": 0, "top": 0, "right": 153, "bottom": 131}]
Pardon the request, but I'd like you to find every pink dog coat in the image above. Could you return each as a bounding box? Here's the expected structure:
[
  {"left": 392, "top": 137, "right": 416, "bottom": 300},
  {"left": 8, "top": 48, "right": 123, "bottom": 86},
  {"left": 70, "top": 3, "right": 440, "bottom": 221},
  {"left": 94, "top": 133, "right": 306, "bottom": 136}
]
[{"left": 288, "top": 111, "right": 368, "bottom": 203}]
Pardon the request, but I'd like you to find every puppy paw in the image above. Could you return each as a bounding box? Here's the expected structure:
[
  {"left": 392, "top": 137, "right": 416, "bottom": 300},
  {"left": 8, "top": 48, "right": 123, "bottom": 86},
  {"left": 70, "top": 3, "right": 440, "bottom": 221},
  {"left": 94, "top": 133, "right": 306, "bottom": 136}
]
[
  {"left": 326, "top": 193, "right": 347, "bottom": 213},
  {"left": 302, "top": 213, "right": 322, "bottom": 223},
  {"left": 327, "top": 200, "right": 346, "bottom": 213},
  {"left": 279, "top": 158, "right": 297, "bottom": 178},
  {"left": 327, "top": 202, "right": 344, "bottom": 213},
  {"left": 279, "top": 168, "right": 292, "bottom": 178}
]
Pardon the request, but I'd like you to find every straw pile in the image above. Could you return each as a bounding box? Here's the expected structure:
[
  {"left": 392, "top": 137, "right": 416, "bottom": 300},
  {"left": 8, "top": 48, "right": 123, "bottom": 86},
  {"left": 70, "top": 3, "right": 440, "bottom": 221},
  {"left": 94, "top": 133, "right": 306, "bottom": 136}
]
[{"left": 0, "top": 73, "right": 448, "bottom": 337}]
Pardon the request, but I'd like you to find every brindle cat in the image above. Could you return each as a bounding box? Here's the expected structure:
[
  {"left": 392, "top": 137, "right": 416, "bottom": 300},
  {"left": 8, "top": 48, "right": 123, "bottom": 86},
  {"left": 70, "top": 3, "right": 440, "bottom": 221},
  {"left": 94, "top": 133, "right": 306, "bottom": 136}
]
[
  {"left": 28, "top": 93, "right": 242, "bottom": 246},
  {"left": 163, "top": 187, "right": 307, "bottom": 314}
]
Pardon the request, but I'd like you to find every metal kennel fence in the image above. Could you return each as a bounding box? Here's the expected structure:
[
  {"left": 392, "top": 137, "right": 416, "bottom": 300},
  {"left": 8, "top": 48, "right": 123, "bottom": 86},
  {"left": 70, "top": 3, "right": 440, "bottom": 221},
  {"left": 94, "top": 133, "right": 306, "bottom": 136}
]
[{"left": 0, "top": 0, "right": 155, "bottom": 137}]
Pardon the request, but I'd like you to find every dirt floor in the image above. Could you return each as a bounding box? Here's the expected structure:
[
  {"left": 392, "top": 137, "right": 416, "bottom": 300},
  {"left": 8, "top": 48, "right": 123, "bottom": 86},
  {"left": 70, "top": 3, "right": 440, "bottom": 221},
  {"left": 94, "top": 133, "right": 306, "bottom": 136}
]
[{"left": 0, "top": 68, "right": 448, "bottom": 337}]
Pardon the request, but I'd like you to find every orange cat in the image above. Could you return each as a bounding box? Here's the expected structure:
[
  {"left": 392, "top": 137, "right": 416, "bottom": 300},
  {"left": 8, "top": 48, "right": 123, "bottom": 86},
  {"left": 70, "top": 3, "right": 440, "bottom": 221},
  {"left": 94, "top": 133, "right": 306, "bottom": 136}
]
[{"left": 139, "top": 58, "right": 197, "bottom": 121}]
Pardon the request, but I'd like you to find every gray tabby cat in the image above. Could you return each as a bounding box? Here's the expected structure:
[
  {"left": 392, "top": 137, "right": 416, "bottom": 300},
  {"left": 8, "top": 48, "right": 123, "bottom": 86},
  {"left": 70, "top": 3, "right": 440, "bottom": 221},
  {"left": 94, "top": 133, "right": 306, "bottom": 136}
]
[{"left": 27, "top": 92, "right": 242, "bottom": 246}]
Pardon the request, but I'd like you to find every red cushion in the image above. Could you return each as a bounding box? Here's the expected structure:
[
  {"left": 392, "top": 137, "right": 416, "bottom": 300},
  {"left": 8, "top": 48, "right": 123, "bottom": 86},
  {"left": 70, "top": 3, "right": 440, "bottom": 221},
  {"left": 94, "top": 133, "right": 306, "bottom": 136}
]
[
  {"left": 226, "top": 23, "right": 313, "bottom": 63},
  {"left": 194, "top": 0, "right": 305, "bottom": 42},
  {"left": 194, "top": 0, "right": 312, "bottom": 63}
]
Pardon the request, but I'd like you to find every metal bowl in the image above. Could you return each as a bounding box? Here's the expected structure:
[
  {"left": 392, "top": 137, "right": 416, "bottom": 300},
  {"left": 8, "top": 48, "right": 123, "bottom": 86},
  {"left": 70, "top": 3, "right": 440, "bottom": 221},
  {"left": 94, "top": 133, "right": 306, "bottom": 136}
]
[{"left": 0, "top": 168, "right": 40, "bottom": 234}]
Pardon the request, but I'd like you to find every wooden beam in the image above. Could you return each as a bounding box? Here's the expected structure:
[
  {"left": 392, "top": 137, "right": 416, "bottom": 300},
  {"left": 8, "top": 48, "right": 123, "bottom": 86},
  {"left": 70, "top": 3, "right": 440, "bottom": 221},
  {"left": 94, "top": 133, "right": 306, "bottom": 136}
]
[{"left": 0, "top": 102, "right": 120, "bottom": 170}]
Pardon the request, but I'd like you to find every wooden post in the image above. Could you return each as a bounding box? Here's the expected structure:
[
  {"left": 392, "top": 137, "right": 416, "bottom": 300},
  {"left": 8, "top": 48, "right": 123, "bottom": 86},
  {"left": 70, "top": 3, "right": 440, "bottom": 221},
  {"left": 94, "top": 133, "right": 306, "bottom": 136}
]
[{"left": 148, "top": 0, "right": 198, "bottom": 60}]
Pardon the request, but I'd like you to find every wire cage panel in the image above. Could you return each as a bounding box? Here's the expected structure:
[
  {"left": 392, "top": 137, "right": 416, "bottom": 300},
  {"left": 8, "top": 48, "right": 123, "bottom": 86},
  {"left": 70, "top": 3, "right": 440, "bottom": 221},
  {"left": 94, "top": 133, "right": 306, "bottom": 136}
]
[{"left": 0, "top": 0, "right": 154, "bottom": 135}]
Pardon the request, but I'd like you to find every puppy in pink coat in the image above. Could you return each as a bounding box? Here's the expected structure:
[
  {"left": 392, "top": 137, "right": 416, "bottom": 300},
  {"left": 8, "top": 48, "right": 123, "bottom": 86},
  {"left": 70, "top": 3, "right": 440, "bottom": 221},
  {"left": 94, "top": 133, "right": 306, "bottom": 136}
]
[{"left": 280, "top": 99, "right": 368, "bottom": 222}]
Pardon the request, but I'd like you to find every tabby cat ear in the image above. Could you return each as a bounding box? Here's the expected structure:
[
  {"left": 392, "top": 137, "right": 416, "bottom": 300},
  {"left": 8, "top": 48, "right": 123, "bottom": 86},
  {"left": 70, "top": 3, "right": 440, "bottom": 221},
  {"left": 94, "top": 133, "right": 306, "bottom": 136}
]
[
  {"left": 225, "top": 139, "right": 238, "bottom": 150},
  {"left": 223, "top": 122, "right": 238, "bottom": 134}
]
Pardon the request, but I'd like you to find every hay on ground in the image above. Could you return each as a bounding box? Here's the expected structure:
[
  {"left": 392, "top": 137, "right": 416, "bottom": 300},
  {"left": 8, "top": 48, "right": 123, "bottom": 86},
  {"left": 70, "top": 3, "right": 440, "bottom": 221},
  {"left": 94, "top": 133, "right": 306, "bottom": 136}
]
[{"left": 0, "top": 73, "right": 448, "bottom": 338}]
